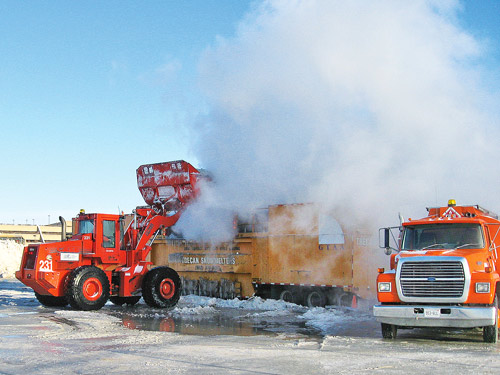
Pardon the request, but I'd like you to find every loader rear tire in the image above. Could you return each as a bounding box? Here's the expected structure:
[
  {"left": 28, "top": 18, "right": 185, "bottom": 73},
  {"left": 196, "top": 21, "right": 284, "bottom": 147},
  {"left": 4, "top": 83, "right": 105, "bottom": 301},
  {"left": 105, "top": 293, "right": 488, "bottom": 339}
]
[
  {"left": 35, "top": 292, "right": 68, "bottom": 307},
  {"left": 483, "top": 295, "right": 499, "bottom": 343},
  {"left": 66, "top": 266, "right": 110, "bottom": 311},
  {"left": 142, "top": 267, "right": 181, "bottom": 308},
  {"left": 109, "top": 296, "right": 141, "bottom": 306}
]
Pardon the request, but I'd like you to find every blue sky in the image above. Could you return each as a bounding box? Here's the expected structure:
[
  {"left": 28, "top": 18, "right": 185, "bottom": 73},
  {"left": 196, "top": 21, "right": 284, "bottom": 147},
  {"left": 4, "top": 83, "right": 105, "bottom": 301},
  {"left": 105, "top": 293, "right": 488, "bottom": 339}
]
[
  {"left": 1, "top": 0, "right": 499, "bottom": 225},
  {"left": 0, "top": 1, "right": 251, "bottom": 224}
]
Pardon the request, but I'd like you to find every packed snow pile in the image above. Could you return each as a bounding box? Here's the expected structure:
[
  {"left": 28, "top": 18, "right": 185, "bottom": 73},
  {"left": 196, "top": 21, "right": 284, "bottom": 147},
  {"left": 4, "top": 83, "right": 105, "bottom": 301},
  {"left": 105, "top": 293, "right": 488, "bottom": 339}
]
[
  {"left": 300, "top": 307, "right": 371, "bottom": 333},
  {"left": 180, "top": 295, "right": 305, "bottom": 312},
  {"left": 172, "top": 305, "right": 217, "bottom": 316},
  {"left": 0, "top": 240, "right": 23, "bottom": 278}
]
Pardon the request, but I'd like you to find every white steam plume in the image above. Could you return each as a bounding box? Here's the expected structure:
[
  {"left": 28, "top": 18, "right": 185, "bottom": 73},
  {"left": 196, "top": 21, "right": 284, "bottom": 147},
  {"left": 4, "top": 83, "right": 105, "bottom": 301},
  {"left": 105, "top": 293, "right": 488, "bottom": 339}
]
[{"left": 175, "top": 0, "right": 500, "bottom": 240}]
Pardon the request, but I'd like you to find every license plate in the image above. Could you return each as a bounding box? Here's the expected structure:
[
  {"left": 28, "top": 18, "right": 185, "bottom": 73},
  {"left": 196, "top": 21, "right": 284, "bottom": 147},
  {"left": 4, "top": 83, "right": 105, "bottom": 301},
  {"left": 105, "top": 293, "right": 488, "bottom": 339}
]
[{"left": 424, "top": 308, "right": 441, "bottom": 318}]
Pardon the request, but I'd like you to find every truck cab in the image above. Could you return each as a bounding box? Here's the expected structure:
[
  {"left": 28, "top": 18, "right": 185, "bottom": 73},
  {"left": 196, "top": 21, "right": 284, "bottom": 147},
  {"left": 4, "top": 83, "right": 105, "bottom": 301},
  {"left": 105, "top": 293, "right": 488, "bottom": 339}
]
[{"left": 373, "top": 200, "right": 500, "bottom": 343}]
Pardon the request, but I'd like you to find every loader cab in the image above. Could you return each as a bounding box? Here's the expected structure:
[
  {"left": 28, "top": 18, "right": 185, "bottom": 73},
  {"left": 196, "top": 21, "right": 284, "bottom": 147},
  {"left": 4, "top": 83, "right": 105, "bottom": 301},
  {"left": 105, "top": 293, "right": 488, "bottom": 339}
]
[{"left": 72, "top": 212, "right": 126, "bottom": 264}]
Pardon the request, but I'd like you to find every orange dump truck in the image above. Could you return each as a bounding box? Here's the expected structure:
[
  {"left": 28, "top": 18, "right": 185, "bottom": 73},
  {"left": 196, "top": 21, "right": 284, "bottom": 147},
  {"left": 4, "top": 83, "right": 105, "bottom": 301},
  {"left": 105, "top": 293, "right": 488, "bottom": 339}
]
[
  {"left": 374, "top": 200, "right": 500, "bottom": 342},
  {"left": 151, "top": 203, "right": 376, "bottom": 307}
]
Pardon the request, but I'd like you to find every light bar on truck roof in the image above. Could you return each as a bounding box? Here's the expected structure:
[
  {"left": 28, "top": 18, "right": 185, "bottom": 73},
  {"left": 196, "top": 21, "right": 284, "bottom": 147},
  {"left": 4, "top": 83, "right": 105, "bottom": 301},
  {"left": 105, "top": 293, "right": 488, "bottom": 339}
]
[{"left": 425, "top": 201, "right": 498, "bottom": 219}]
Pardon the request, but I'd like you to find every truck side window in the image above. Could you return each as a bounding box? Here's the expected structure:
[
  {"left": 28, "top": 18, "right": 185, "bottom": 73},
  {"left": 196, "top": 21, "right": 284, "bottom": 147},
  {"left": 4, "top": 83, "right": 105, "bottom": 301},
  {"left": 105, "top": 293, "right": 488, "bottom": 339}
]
[{"left": 102, "top": 220, "right": 116, "bottom": 248}]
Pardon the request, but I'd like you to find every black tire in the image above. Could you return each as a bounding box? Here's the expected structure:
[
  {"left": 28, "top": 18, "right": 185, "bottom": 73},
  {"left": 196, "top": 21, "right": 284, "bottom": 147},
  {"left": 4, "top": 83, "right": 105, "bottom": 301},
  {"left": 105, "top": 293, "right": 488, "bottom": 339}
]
[
  {"left": 483, "top": 295, "right": 499, "bottom": 343},
  {"left": 279, "top": 289, "right": 296, "bottom": 304},
  {"left": 109, "top": 296, "right": 141, "bottom": 306},
  {"left": 66, "top": 266, "right": 110, "bottom": 311},
  {"left": 381, "top": 323, "right": 398, "bottom": 339},
  {"left": 306, "top": 290, "right": 326, "bottom": 308},
  {"left": 35, "top": 292, "right": 68, "bottom": 307},
  {"left": 142, "top": 267, "right": 181, "bottom": 308}
]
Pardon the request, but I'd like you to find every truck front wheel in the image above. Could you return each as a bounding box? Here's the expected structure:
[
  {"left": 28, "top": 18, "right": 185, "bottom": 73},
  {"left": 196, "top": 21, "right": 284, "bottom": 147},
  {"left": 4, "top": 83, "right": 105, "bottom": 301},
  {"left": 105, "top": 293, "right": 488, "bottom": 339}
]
[
  {"left": 483, "top": 295, "right": 499, "bottom": 343},
  {"left": 66, "top": 266, "right": 110, "bottom": 311},
  {"left": 381, "top": 323, "right": 398, "bottom": 339},
  {"left": 142, "top": 267, "right": 181, "bottom": 308}
]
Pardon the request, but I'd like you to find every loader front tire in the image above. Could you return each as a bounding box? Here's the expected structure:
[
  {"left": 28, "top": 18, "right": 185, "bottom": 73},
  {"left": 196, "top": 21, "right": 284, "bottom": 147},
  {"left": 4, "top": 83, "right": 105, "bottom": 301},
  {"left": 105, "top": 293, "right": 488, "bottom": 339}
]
[
  {"left": 66, "top": 266, "right": 110, "bottom": 311},
  {"left": 35, "top": 292, "right": 68, "bottom": 307},
  {"left": 142, "top": 267, "right": 181, "bottom": 308}
]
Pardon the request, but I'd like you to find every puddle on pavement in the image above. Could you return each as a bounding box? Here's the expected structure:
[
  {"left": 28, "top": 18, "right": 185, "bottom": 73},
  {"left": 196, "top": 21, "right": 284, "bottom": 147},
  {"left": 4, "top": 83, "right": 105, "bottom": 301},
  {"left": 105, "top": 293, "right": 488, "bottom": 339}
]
[{"left": 111, "top": 306, "right": 321, "bottom": 339}]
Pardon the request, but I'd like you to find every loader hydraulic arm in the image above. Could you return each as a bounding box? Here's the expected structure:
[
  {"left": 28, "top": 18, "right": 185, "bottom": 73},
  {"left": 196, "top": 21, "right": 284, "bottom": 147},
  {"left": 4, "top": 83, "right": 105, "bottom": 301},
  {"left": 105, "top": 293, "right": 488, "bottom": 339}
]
[{"left": 134, "top": 210, "right": 181, "bottom": 254}]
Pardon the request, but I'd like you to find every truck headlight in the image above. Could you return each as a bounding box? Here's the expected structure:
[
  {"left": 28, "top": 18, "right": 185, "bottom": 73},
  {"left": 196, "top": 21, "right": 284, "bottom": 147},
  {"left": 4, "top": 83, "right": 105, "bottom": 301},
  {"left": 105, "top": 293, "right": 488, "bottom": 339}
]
[
  {"left": 475, "top": 282, "right": 490, "bottom": 294},
  {"left": 378, "top": 282, "right": 391, "bottom": 292}
]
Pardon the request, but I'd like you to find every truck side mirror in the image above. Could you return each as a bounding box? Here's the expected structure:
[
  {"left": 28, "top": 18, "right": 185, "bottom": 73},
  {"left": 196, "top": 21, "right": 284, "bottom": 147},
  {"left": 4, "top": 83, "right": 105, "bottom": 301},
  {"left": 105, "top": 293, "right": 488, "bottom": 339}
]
[
  {"left": 384, "top": 228, "right": 390, "bottom": 249},
  {"left": 379, "top": 227, "right": 397, "bottom": 255},
  {"left": 384, "top": 228, "right": 392, "bottom": 255}
]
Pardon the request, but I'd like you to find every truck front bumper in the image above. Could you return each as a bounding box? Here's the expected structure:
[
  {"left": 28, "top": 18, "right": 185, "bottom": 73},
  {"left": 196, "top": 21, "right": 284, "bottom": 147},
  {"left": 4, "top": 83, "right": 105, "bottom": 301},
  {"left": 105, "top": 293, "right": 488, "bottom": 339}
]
[{"left": 373, "top": 304, "right": 496, "bottom": 328}]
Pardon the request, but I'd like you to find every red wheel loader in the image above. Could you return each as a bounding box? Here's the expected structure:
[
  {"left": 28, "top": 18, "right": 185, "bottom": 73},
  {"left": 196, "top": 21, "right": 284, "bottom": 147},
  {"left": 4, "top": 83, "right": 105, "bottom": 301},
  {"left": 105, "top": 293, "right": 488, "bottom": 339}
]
[{"left": 15, "top": 160, "right": 201, "bottom": 311}]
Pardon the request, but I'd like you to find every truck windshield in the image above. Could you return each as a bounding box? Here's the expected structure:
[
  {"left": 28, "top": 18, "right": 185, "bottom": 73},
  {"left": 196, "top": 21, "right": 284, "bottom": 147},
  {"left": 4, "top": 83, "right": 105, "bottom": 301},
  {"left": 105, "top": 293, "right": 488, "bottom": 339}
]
[
  {"left": 78, "top": 219, "right": 94, "bottom": 234},
  {"left": 402, "top": 223, "right": 484, "bottom": 250}
]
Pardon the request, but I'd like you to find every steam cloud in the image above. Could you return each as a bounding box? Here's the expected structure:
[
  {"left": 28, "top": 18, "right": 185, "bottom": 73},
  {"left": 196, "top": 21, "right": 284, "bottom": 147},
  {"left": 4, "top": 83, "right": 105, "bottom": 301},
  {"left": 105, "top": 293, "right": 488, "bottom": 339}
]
[{"left": 175, "top": 0, "right": 500, "bottom": 241}]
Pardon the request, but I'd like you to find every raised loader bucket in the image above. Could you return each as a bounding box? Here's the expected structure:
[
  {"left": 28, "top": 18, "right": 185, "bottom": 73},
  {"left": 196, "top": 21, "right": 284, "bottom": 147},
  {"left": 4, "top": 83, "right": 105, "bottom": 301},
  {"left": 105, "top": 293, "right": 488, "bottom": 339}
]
[{"left": 136, "top": 161, "right": 201, "bottom": 211}]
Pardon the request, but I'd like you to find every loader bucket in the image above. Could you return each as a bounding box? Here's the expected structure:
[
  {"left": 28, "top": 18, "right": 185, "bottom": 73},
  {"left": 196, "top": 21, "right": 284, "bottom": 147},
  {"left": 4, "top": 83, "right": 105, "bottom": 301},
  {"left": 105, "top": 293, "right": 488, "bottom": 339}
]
[{"left": 137, "top": 160, "right": 201, "bottom": 207}]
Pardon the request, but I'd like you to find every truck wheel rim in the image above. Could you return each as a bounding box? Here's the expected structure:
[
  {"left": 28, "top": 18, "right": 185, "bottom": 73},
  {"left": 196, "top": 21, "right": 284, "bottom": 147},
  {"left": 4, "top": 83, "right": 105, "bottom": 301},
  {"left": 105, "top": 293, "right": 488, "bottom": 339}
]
[
  {"left": 160, "top": 279, "right": 175, "bottom": 299},
  {"left": 83, "top": 277, "right": 102, "bottom": 301},
  {"left": 308, "top": 292, "right": 322, "bottom": 307},
  {"left": 281, "top": 291, "right": 293, "bottom": 302}
]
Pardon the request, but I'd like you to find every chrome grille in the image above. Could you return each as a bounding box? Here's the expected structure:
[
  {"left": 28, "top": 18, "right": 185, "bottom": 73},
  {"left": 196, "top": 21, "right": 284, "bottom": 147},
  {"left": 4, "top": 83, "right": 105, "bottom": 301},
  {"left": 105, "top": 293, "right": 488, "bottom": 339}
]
[{"left": 399, "top": 261, "right": 465, "bottom": 298}]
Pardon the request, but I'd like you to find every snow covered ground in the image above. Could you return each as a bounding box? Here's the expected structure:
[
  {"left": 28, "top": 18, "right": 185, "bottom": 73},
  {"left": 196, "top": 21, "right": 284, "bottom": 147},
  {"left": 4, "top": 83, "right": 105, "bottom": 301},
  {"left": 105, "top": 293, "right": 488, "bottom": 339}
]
[
  {"left": 2, "top": 242, "right": 499, "bottom": 373},
  {"left": 0, "top": 239, "right": 23, "bottom": 278},
  {"left": 1, "top": 279, "right": 499, "bottom": 374}
]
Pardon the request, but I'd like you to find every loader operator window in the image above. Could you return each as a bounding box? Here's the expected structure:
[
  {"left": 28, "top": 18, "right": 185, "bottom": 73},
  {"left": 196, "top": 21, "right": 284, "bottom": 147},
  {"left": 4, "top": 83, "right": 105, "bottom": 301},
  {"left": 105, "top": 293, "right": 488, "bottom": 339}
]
[
  {"left": 78, "top": 220, "right": 94, "bottom": 235},
  {"left": 102, "top": 220, "right": 116, "bottom": 248},
  {"left": 402, "top": 223, "right": 484, "bottom": 251}
]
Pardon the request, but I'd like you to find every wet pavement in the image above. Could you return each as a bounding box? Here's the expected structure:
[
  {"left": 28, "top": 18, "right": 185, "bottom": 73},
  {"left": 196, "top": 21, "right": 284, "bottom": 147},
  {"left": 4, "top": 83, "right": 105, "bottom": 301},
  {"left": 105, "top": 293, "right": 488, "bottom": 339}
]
[
  {"left": 0, "top": 278, "right": 493, "bottom": 342},
  {"left": 1, "top": 279, "right": 500, "bottom": 374}
]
